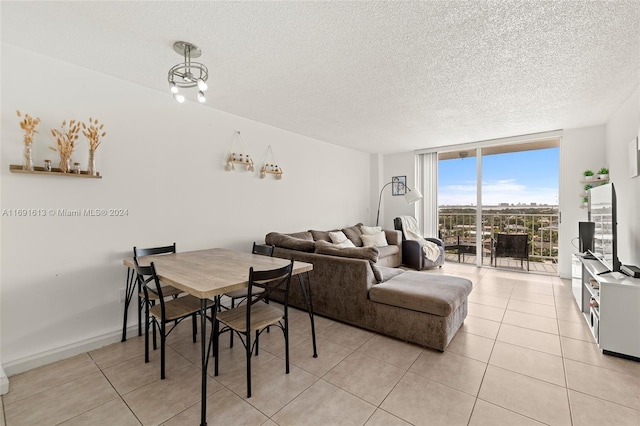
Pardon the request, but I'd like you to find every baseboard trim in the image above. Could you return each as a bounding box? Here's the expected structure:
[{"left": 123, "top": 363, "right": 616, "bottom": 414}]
[
  {"left": 1, "top": 364, "right": 9, "bottom": 395},
  {"left": 3, "top": 326, "right": 138, "bottom": 377}
]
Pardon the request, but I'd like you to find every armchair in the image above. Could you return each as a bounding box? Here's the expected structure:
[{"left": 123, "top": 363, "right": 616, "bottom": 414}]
[{"left": 394, "top": 217, "right": 445, "bottom": 270}]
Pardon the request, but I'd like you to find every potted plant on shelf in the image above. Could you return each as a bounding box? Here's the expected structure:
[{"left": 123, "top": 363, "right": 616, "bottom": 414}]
[
  {"left": 598, "top": 167, "right": 609, "bottom": 180},
  {"left": 583, "top": 170, "right": 595, "bottom": 181},
  {"left": 583, "top": 196, "right": 589, "bottom": 207},
  {"left": 582, "top": 184, "right": 593, "bottom": 197}
]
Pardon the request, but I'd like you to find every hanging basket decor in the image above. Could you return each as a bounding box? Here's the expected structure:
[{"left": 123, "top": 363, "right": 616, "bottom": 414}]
[
  {"left": 260, "top": 145, "right": 283, "bottom": 179},
  {"left": 225, "top": 131, "right": 254, "bottom": 171}
]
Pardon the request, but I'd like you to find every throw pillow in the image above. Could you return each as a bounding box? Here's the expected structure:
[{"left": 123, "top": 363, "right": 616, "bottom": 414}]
[
  {"left": 342, "top": 223, "right": 364, "bottom": 246},
  {"left": 334, "top": 239, "right": 356, "bottom": 248},
  {"left": 328, "top": 230, "right": 349, "bottom": 244},
  {"left": 360, "top": 225, "right": 382, "bottom": 235},
  {"left": 361, "top": 231, "right": 388, "bottom": 248},
  {"left": 265, "top": 232, "right": 315, "bottom": 252}
]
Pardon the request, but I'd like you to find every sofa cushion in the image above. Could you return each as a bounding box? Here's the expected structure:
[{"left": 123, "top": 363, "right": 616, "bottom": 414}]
[
  {"left": 310, "top": 229, "right": 338, "bottom": 242},
  {"left": 315, "top": 240, "right": 383, "bottom": 282},
  {"left": 377, "top": 244, "right": 399, "bottom": 259},
  {"left": 286, "top": 231, "right": 314, "bottom": 241},
  {"left": 265, "top": 232, "right": 315, "bottom": 252},
  {"left": 342, "top": 223, "right": 364, "bottom": 247},
  {"left": 369, "top": 272, "right": 472, "bottom": 317},
  {"left": 360, "top": 225, "right": 382, "bottom": 235},
  {"left": 377, "top": 266, "right": 405, "bottom": 283},
  {"left": 361, "top": 231, "right": 388, "bottom": 248}
]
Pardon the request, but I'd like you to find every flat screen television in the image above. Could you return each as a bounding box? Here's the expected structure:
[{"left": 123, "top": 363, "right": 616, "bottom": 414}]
[{"left": 588, "top": 182, "right": 621, "bottom": 272}]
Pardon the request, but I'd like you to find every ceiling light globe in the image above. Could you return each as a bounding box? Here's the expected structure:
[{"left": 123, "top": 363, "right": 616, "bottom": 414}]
[
  {"left": 197, "top": 91, "right": 206, "bottom": 103},
  {"left": 173, "top": 93, "right": 185, "bottom": 103},
  {"left": 170, "top": 82, "right": 179, "bottom": 94},
  {"left": 197, "top": 78, "right": 208, "bottom": 91}
]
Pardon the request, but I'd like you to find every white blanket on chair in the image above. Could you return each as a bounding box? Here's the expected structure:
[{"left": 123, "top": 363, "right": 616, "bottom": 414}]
[{"left": 399, "top": 216, "right": 441, "bottom": 262}]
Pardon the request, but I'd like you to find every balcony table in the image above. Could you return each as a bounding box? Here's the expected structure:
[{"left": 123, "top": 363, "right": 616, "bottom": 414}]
[{"left": 122, "top": 248, "right": 315, "bottom": 426}]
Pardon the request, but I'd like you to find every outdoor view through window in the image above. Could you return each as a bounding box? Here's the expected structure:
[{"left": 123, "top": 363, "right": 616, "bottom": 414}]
[{"left": 438, "top": 146, "right": 559, "bottom": 274}]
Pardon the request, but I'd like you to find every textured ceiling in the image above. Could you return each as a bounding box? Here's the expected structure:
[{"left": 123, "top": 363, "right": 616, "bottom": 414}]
[{"left": 2, "top": 1, "right": 639, "bottom": 154}]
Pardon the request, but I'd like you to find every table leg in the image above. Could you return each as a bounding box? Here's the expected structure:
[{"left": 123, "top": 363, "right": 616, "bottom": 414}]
[
  {"left": 200, "top": 298, "right": 209, "bottom": 426},
  {"left": 121, "top": 268, "right": 136, "bottom": 342},
  {"left": 297, "top": 272, "right": 318, "bottom": 358}
]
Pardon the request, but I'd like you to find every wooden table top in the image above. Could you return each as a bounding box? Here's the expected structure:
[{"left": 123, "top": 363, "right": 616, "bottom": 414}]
[{"left": 123, "top": 248, "right": 313, "bottom": 299}]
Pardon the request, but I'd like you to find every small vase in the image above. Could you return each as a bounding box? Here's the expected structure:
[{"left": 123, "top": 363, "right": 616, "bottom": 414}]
[
  {"left": 59, "top": 153, "right": 71, "bottom": 173},
  {"left": 23, "top": 143, "right": 34, "bottom": 171},
  {"left": 87, "top": 150, "right": 96, "bottom": 176}
]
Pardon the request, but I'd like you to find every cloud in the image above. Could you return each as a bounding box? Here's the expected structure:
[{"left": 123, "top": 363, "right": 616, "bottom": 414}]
[{"left": 439, "top": 180, "right": 557, "bottom": 205}]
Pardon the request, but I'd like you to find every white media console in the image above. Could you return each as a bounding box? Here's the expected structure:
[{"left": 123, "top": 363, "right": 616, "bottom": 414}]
[{"left": 572, "top": 254, "right": 640, "bottom": 359}]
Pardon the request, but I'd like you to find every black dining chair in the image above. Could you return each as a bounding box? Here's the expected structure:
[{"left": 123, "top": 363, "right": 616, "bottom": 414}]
[
  {"left": 213, "top": 260, "right": 294, "bottom": 397},
  {"left": 133, "top": 260, "right": 215, "bottom": 379}
]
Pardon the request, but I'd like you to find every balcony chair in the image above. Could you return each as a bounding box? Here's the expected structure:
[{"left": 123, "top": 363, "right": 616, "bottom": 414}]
[
  {"left": 491, "top": 233, "right": 530, "bottom": 271},
  {"left": 394, "top": 216, "right": 445, "bottom": 269},
  {"left": 213, "top": 260, "right": 294, "bottom": 398}
]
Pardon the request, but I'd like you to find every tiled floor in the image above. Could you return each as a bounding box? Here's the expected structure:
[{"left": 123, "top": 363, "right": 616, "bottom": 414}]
[{"left": 3, "top": 263, "right": 640, "bottom": 425}]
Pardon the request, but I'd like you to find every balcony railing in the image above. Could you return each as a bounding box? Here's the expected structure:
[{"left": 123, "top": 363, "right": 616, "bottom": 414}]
[{"left": 439, "top": 209, "right": 559, "bottom": 266}]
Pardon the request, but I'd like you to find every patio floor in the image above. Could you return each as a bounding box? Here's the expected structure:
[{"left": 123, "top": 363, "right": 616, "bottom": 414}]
[{"left": 444, "top": 252, "right": 558, "bottom": 275}]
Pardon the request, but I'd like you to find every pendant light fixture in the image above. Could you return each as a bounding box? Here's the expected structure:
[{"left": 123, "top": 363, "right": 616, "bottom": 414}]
[{"left": 168, "top": 41, "right": 209, "bottom": 103}]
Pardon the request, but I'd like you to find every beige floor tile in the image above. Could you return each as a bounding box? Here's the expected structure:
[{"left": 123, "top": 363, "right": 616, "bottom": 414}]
[
  {"left": 509, "top": 292, "right": 556, "bottom": 306},
  {"left": 364, "top": 409, "right": 412, "bottom": 425},
  {"left": 356, "top": 334, "right": 422, "bottom": 369},
  {"left": 409, "top": 349, "right": 487, "bottom": 396},
  {"left": 459, "top": 316, "right": 501, "bottom": 339},
  {"left": 210, "top": 343, "right": 277, "bottom": 387},
  {"left": 568, "top": 390, "right": 640, "bottom": 426},
  {"left": 470, "top": 284, "right": 512, "bottom": 298},
  {"left": 560, "top": 336, "right": 640, "bottom": 378},
  {"left": 467, "top": 302, "right": 505, "bottom": 322},
  {"left": 323, "top": 351, "right": 405, "bottom": 405},
  {"left": 467, "top": 293, "right": 510, "bottom": 309},
  {"left": 2, "top": 354, "right": 99, "bottom": 405},
  {"left": 225, "top": 357, "right": 318, "bottom": 417},
  {"left": 511, "top": 284, "right": 555, "bottom": 296},
  {"left": 497, "top": 323, "right": 562, "bottom": 356},
  {"left": 287, "top": 336, "right": 352, "bottom": 377},
  {"left": 380, "top": 372, "right": 475, "bottom": 426},
  {"left": 556, "top": 305, "right": 586, "bottom": 323},
  {"left": 162, "top": 387, "right": 268, "bottom": 426},
  {"left": 469, "top": 399, "right": 545, "bottom": 426},
  {"left": 506, "top": 299, "right": 557, "bottom": 319},
  {"left": 478, "top": 365, "right": 571, "bottom": 426},
  {"left": 502, "top": 309, "right": 559, "bottom": 334},
  {"left": 58, "top": 398, "right": 141, "bottom": 426},
  {"left": 102, "top": 345, "right": 192, "bottom": 395},
  {"left": 287, "top": 308, "right": 336, "bottom": 332},
  {"left": 316, "top": 321, "right": 375, "bottom": 350},
  {"left": 474, "top": 278, "right": 515, "bottom": 290},
  {"left": 271, "top": 379, "right": 376, "bottom": 426},
  {"left": 4, "top": 372, "right": 119, "bottom": 426},
  {"left": 564, "top": 359, "right": 640, "bottom": 411},
  {"left": 489, "top": 341, "right": 565, "bottom": 386},
  {"left": 557, "top": 319, "right": 595, "bottom": 343},
  {"left": 89, "top": 335, "right": 146, "bottom": 369},
  {"left": 123, "top": 364, "right": 222, "bottom": 426},
  {"left": 446, "top": 331, "right": 495, "bottom": 363},
  {"left": 554, "top": 296, "right": 578, "bottom": 309}
]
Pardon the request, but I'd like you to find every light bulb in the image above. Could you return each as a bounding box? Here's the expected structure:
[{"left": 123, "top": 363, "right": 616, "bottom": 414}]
[
  {"left": 197, "top": 78, "right": 208, "bottom": 91},
  {"left": 169, "top": 82, "right": 179, "bottom": 94},
  {"left": 173, "top": 93, "right": 185, "bottom": 103},
  {"left": 197, "top": 91, "right": 206, "bottom": 103}
]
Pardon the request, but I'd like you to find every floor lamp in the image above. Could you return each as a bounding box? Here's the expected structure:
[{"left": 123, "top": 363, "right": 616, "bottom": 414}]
[{"left": 376, "top": 181, "right": 423, "bottom": 226}]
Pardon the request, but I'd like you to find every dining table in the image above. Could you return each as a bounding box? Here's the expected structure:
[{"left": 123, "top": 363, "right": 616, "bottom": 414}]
[{"left": 122, "top": 248, "right": 315, "bottom": 426}]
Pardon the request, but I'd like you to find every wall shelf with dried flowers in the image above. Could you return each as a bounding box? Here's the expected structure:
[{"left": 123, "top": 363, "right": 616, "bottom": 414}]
[
  {"left": 225, "top": 131, "right": 254, "bottom": 171},
  {"left": 260, "top": 145, "right": 283, "bottom": 179},
  {"left": 16, "top": 110, "right": 41, "bottom": 171},
  {"left": 9, "top": 164, "right": 102, "bottom": 178}
]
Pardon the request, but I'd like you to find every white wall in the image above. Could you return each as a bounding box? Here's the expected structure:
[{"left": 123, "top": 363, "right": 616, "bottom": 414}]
[
  {"left": 558, "top": 125, "right": 607, "bottom": 278},
  {"left": 0, "top": 44, "right": 371, "bottom": 371},
  {"left": 605, "top": 86, "right": 640, "bottom": 268},
  {"left": 376, "top": 152, "right": 419, "bottom": 231}
]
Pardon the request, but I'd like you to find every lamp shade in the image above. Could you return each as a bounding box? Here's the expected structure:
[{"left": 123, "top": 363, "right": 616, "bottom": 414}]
[{"left": 404, "top": 187, "right": 423, "bottom": 204}]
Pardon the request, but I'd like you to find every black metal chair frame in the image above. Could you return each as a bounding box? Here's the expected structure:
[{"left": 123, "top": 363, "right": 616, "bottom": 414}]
[
  {"left": 491, "top": 233, "right": 530, "bottom": 271},
  {"left": 213, "top": 260, "right": 294, "bottom": 398}
]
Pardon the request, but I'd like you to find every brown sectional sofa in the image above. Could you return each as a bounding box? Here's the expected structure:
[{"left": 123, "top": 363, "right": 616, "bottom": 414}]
[{"left": 265, "top": 225, "right": 473, "bottom": 351}]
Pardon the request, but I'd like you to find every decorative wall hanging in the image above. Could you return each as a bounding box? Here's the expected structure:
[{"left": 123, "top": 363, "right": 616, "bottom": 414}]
[
  {"left": 225, "top": 131, "right": 254, "bottom": 171},
  {"left": 392, "top": 176, "right": 407, "bottom": 196},
  {"left": 260, "top": 145, "right": 283, "bottom": 179}
]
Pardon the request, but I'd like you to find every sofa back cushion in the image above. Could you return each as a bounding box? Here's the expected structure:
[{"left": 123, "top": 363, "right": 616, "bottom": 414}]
[
  {"left": 310, "top": 229, "right": 338, "bottom": 242},
  {"left": 314, "top": 240, "right": 383, "bottom": 282},
  {"left": 342, "top": 223, "right": 364, "bottom": 247},
  {"left": 265, "top": 232, "right": 315, "bottom": 252}
]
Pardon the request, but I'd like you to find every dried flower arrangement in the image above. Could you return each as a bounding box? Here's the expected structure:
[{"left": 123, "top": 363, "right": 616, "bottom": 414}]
[
  {"left": 16, "top": 110, "right": 41, "bottom": 145},
  {"left": 50, "top": 119, "right": 80, "bottom": 173},
  {"left": 82, "top": 117, "right": 106, "bottom": 176},
  {"left": 17, "top": 110, "right": 41, "bottom": 171}
]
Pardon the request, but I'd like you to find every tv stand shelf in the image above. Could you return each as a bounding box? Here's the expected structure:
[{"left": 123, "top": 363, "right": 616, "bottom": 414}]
[{"left": 573, "top": 256, "right": 640, "bottom": 360}]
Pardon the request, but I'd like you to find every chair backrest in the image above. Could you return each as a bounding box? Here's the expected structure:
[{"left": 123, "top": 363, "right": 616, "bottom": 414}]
[
  {"left": 393, "top": 218, "right": 405, "bottom": 240},
  {"left": 246, "top": 260, "right": 294, "bottom": 322},
  {"left": 252, "top": 242, "right": 275, "bottom": 257},
  {"left": 133, "top": 243, "right": 176, "bottom": 259},
  {"left": 133, "top": 260, "right": 167, "bottom": 313},
  {"left": 494, "top": 233, "right": 529, "bottom": 258}
]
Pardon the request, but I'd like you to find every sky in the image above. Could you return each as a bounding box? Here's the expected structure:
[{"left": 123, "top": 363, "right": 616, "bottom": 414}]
[{"left": 438, "top": 148, "right": 560, "bottom": 206}]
